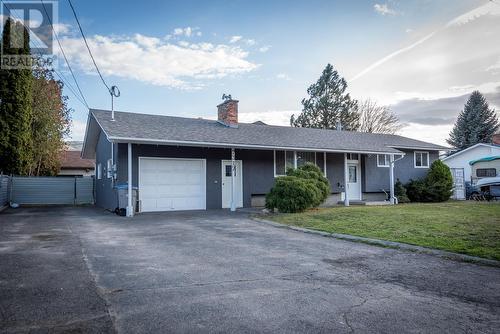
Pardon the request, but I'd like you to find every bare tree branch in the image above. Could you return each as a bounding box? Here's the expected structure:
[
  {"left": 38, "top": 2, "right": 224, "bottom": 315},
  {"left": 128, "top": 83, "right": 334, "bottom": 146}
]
[{"left": 358, "top": 99, "right": 402, "bottom": 134}]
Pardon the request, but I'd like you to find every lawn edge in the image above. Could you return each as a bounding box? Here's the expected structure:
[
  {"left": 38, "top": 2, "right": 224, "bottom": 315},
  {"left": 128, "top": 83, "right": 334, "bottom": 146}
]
[{"left": 251, "top": 216, "right": 500, "bottom": 268}]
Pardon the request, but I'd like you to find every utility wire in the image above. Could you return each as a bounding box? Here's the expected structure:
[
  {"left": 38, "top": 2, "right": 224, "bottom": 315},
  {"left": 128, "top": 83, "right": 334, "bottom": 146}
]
[
  {"left": 40, "top": 0, "right": 89, "bottom": 108},
  {"left": 0, "top": 0, "right": 88, "bottom": 108},
  {"left": 66, "top": 0, "right": 111, "bottom": 92}
]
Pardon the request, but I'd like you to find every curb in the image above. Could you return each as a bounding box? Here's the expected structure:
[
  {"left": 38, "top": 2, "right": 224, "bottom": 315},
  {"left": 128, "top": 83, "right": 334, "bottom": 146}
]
[{"left": 251, "top": 216, "right": 500, "bottom": 268}]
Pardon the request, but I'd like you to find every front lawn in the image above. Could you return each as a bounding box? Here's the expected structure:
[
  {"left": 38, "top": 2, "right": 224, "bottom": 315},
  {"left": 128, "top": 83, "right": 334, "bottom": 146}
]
[{"left": 267, "top": 201, "right": 500, "bottom": 260}]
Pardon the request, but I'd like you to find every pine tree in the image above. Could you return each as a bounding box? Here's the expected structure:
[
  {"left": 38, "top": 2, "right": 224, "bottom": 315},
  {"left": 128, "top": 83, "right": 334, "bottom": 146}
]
[
  {"left": 447, "top": 91, "right": 499, "bottom": 150},
  {"left": 290, "top": 64, "right": 359, "bottom": 130},
  {"left": 0, "top": 18, "right": 33, "bottom": 175}
]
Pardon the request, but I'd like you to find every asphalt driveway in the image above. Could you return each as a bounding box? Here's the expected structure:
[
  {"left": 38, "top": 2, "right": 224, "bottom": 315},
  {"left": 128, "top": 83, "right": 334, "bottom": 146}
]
[{"left": 1, "top": 207, "right": 499, "bottom": 333}]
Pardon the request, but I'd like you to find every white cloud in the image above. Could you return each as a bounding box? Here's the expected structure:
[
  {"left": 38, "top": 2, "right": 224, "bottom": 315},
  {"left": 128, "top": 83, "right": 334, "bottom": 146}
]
[
  {"left": 350, "top": 31, "right": 436, "bottom": 82},
  {"left": 173, "top": 26, "right": 199, "bottom": 37},
  {"left": 374, "top": 3, "right": 398, "bottom": 16},
  {"left": 405, "top": 28, "right": 413, "bottom": 33},
  {"left": 446, "top": 1, "right": 500, "bottom": 27},
  {"left": 69, "top": 119, "right": 87, "bottom": 141},
  {"left": 276, "top": 73, "right": 291, "bottom": 80},
  {"left": 259, "top": 45, "right": 271, "bottom": 53},
  {"left": 348, "top": 1, "right": 500, "bottom": 146},
  {"left": 245, "top": 39, "right": 256, "bottom": 46},
  {"left": 399, "top": 123, "right": 453, "bottom": 147},
  {"left": 239, "top": 110, "right": 297, "bottom": 126},
  {"left": 53, "top": 23, "right": 71, "bottom": 35},
  {"left": 229, "top": 35, "right": 242, "bottom": 43},
  {"left": 350, "top": 1, "right": 500, "bottom": 103},
  {"left": 59, "top": 33, "right": 259, "bottom": 89}
]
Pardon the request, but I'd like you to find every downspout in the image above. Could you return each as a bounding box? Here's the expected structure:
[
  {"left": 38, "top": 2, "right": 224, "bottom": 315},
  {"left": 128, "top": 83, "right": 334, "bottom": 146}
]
[
  {"left": 230, "top": 148, "right": 236, "bottom": 212},
  {"left": 344, "top": 153, "right": 349, "bottom": 206},
  {"left": 126, "top": 143, "right": 134, "bottom": 217},
  {"left": 389, "top": 154, "right": 405, "bottom": 204},
  {"left": 389, "top": 154, "right": 395, "bottom": 204}
]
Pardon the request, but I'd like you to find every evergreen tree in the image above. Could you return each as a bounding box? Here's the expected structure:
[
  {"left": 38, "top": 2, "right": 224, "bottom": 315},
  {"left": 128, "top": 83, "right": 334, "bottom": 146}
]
[
  {"left": 447, "top": 91, "right": 499, "bottom": 150},
  {"left": 0, "top": 18, "right": 33, "bottom": 175},
  {"left": 290, "top": 64, "right": 359, "bottom": 130}
]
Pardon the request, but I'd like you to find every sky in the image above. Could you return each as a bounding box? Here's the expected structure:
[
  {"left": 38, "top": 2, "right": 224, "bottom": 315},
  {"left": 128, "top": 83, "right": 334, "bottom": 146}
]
[{"left": 3, "top": 0, "right": 500, "bottom": 146}]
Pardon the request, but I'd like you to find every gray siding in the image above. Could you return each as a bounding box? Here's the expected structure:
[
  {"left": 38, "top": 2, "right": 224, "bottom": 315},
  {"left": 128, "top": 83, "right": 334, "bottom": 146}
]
[
  {"left": 363, "top": 149, "right": 439, "bottom": 192},
  {"left": 97, "top": 143, "right": 440, "bottom": 210},
  {"left": 326, "top": 153, "right": 344, "bottom": 193},
  {"left": 116, "top": 145, "right": 275, "bottom": 209},
  {"left": 95, "top": 131, "right": 116, "bottom": 210}
]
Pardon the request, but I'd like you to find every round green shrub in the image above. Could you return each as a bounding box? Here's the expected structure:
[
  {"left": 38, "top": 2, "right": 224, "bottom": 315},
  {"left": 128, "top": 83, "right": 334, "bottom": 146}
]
[
  {"left": 286, "top": 163, "right": 330, "bottom": 206},
  {"left": 266, "top": 163, "right": 331, "bottom": 213},
  {"left": 406, "top": 160, "right": 453, "bottom": 203},
  {"left": 265, "top": 176, "right": 320, "bottom": 213}
]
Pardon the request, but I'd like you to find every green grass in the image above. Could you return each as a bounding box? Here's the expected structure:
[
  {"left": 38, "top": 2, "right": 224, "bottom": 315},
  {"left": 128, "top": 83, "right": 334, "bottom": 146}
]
[{"left": 267, "top": 201, "right": 500, "bottom": 261}]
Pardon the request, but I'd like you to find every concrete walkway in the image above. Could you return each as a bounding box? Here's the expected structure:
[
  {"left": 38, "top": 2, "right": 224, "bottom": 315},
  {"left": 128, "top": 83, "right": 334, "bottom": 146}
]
[{"left": 1, "top": 207, "right": 499, "bottom": 333}]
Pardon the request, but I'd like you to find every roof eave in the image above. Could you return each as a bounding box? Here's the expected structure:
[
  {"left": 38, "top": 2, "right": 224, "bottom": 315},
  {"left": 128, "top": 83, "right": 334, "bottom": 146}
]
[{"left": 108, "top": 136, "right": 402, "bottom": 155}]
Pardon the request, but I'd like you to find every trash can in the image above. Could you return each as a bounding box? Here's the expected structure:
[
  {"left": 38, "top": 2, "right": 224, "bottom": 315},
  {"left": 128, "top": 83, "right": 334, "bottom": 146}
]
[{"left": 115, "top": 183, "right": 137, "bottom": 212}]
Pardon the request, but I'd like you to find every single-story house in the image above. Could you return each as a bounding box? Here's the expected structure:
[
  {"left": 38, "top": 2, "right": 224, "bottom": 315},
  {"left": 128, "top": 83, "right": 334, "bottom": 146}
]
[
  {"left": 443, "top": 140, "right": 500, "bottom": 199},
  {"left": 81, "top": 98, "right": 446, "bottom": 216},
  {"left": 58, "top": 150, "right": 95, "bottom": 177}
]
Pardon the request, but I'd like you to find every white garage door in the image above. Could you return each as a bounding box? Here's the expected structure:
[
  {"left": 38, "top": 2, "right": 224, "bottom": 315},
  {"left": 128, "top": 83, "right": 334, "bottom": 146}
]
[{"left": 139, "top": 158, "right": 206, "bottom": 212}]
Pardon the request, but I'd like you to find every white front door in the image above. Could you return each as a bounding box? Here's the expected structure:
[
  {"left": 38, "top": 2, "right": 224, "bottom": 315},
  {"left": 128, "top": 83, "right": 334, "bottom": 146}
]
[
  {"left": 221, "top": 160, "right": 243, "bottom": 209},
  {"left": 347, "top": 162, "right": 361, "bottom": 200},
  {"left": 451, "top": 168, "right": 465, "bottom": 200},
  {"left": 139, "top": 158, "right": 206, "bottom": 212}
]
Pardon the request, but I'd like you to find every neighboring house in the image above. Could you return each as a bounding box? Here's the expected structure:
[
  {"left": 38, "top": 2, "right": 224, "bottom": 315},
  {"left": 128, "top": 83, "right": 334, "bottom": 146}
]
[
  {"left": 442, "top": 141, "right": 500, "bottom": 199},
  {"left": 82, "top": 99, "right": 446, "bottom": 216},
  {"left": 58, "top": 150, "right": 95, "bottom": 177},
  {"left": 469, "top": 156, "right": 500, "bottom": 185}
]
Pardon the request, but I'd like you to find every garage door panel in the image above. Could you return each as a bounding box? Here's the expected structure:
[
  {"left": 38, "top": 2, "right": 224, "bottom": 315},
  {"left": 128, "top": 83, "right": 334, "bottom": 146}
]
[{"left": 139, "top": 158, "right": 206, "bottom": 212}]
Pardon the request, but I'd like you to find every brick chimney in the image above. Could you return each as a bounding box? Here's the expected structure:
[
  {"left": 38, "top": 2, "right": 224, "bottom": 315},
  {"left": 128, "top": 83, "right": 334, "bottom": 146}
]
[
  {"left": 217, "top": 98, "right": 239, "bottom": 128},
  {"left": 493, "top": 133, "right": 500, "bottom": 146}
]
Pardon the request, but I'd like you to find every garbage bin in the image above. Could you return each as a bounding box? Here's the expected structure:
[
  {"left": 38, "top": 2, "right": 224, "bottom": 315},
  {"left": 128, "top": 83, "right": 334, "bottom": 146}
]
[{"left": 115, "top": 183, "right": 137, "bottom": 212}]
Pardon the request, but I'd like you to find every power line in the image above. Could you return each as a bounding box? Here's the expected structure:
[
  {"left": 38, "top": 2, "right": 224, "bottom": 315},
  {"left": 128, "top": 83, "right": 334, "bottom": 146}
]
[
  {"left": 0, "top": 0, "right": 88, "bottom": 108},
  {"left": 66, "top": 0, "right": 110, "bottom": 92},
  {"left": 40, "top": 0, "right": 89, "bottom": 108}
]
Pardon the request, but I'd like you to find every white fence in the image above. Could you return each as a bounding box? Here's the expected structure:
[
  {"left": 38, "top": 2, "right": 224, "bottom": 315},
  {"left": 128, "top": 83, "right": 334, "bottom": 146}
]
[{"left": 5, "top": 176, "right": 94, "bottom": 206}]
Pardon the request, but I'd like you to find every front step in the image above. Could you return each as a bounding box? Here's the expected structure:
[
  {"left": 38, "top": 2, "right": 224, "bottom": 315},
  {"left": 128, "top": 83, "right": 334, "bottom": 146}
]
[{"left": 337, "top": 200, "right": 366, "bottom": 205}]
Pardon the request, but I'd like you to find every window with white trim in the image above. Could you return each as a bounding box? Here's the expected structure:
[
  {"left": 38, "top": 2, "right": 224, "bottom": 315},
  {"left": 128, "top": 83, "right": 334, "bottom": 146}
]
[
  {"left": 274, "top": 151, "right": 326, "bottom": 176},
  {"left": 377, "top": 154, "right": 404, "bottom": 167},
  {"left": 414, "top": 151, "right": 429, "bottom": 168},
  {"left": 346, "top": 153, "right": 359, "bottom": 161},
  {"left": 377, "top": 154, "right": 390, "bottom": 167}
]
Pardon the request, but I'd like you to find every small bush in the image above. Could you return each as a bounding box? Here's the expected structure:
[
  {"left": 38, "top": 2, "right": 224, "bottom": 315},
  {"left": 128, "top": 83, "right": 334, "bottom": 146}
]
[
  {"left": 265, "top": 176, "right": 320, "bottom": 213},
  {"left": 425, "top": 160, "right": 453, "bottom": 202},
  {"left": 286, "top": 163, "right": 330, "bottom": 206},
  {"left": 266, "top": 163, "right": 331, "bottom": 213},
  {"left": 394, "top": 179, "right": 410, "bottom": 203},
  {"left": 406, "top": 179, "right": 426, "bottom": 202},
  {"left": 405, "top": 160, "right": 453, "bottom": 203}
]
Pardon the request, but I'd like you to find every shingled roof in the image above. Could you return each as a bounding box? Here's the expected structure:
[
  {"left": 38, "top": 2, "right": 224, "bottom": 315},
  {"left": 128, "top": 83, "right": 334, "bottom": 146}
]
[
  {"left": 83, "top": 109, "right": 447, "bottom": 158},
  {"left": 60, "top": 150, "right": 95, "bottom": 169}
]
